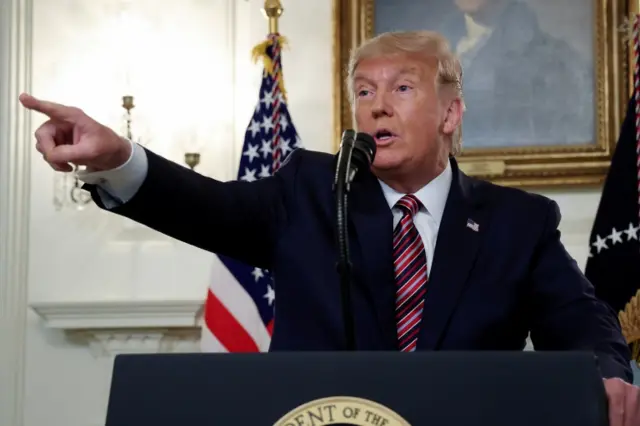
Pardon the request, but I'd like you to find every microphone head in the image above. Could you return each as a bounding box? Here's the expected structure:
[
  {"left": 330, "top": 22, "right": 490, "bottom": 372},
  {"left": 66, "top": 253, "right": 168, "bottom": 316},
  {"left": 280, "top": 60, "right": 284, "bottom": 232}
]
[
  {"left": 351, "top": 132, "right": 376, "bottom": 169},
  {"left": 340, "top": 129, "right": 356, "bottom": 148}
]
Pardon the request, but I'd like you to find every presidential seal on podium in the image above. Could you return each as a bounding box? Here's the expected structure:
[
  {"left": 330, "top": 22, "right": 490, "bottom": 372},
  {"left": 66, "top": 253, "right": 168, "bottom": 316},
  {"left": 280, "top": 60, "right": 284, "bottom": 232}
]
[{"left": 273, "top": 396, "right": 411, "bottom": 426}]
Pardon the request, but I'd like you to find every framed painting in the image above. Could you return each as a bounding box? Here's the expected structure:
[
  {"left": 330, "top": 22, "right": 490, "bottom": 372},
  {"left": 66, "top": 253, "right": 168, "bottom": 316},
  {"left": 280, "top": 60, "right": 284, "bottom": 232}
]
[{"left": 333, "top": 0, "right": 636, "bottom": 187}]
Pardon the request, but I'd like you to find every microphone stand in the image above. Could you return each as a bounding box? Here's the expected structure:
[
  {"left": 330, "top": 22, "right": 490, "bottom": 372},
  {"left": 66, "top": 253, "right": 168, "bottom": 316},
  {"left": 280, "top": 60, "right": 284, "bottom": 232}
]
[{"left": 333, "top": 130, "right": 357, "bottom": 351}]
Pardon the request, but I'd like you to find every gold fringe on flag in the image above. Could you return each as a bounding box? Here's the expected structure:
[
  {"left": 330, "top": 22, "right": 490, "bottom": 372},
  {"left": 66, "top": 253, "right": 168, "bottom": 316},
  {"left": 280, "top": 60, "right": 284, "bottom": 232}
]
[{"left": 251, "top": 35, "right": 289, "bottom": 102}]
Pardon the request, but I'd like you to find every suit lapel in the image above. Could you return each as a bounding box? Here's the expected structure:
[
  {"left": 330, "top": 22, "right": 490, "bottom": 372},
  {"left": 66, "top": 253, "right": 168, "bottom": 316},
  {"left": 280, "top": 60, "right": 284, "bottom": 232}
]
[
  {"left": 349, "top": 170, "right": 398, "bottom": 349},
  {"left": 417, "top": 159, "right": 488, "bottom": 350}
]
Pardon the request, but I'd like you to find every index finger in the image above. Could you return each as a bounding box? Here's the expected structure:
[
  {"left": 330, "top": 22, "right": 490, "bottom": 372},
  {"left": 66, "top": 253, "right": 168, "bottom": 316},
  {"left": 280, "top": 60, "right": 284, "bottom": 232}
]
[{"left": 19, "top": 93, "right": 80, "bottom": 122}]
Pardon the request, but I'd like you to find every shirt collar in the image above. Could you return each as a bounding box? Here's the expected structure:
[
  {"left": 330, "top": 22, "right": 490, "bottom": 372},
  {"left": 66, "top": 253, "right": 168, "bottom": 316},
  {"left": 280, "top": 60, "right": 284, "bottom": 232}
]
[{"left": 377, "top": 159, "right": 452, "bottom": 226}]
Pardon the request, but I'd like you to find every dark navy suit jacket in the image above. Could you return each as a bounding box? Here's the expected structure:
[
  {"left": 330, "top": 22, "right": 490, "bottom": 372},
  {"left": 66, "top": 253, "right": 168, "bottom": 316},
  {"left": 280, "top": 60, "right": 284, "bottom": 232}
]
[{"left": 87, "top": 147, "right": 633, "bottom": 382}]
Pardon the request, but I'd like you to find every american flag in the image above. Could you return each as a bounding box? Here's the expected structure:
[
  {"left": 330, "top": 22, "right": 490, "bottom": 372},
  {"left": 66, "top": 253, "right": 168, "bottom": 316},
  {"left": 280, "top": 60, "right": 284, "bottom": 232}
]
[{"left": 200, "top": 34, "right": 301, "bottom": 352}]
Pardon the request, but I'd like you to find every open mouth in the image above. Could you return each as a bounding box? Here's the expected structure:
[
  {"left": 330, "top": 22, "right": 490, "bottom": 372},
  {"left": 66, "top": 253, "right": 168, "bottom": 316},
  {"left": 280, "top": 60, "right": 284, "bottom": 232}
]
[{"left": 374, "top": 129, "right": 396, "bottom": 144}]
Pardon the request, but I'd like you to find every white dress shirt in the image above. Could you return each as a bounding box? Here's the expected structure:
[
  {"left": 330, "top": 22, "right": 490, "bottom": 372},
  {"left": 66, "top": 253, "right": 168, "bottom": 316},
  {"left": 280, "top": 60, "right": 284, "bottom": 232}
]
[
  {"left": 79, "top": 142, "right": 453, "bottom": 275},
  {"left": 377, "top": 161, "right": 452, "bottom": 276},
  {"left": 77, "top": 139, "right": 148, "bottom": 209}
]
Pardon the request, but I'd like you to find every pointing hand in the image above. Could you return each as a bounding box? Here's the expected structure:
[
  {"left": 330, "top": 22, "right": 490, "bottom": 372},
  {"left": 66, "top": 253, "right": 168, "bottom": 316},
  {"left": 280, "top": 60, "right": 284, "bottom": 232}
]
[{"left": 19, "top": 93, "right": 131, "bottom": 172}]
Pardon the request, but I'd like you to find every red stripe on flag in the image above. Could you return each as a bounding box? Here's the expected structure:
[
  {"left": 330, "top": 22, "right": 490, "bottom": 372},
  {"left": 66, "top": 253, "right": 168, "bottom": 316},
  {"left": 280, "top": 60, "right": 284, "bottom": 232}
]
[
  {"left": 266, "top": 318, "right": 274, "bottom": 336},
  {"left": 204, "top": 289, "right": 259, "bottom": 352}
]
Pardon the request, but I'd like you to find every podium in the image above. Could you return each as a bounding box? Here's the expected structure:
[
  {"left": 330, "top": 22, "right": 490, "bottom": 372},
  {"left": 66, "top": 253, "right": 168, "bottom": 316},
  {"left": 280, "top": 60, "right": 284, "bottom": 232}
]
[{"left": 104, "top": 351, "right": 608, "bottom": 426}]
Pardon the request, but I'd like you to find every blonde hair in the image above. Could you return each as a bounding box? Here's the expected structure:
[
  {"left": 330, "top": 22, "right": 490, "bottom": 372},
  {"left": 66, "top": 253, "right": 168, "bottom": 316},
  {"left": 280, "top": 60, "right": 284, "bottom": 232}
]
[{"left": 347, "top": 31, "right": 465, "bottom": 156}]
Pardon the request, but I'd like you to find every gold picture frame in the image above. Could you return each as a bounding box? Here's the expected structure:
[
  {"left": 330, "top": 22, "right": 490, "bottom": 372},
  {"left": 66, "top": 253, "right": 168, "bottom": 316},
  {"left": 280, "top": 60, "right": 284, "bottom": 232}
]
[{"left": 332, "top": 0, "right": 636, "bottom": 188}]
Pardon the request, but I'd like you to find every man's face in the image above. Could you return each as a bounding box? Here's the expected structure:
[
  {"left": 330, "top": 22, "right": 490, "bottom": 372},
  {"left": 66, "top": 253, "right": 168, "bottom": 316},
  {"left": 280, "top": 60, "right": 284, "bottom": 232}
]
[
  {"left": 353, "top": 54, "right": 451, "bottom": 173},
  {"left": 454, "top": 0, "right": 490, "bottom": 13}
]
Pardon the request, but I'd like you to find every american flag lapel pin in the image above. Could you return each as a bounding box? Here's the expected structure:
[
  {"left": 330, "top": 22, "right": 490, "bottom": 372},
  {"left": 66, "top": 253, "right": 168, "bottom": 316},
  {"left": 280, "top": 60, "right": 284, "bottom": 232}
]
[{"left": 466, "top": 219, "right": 479, "bottom": 232}]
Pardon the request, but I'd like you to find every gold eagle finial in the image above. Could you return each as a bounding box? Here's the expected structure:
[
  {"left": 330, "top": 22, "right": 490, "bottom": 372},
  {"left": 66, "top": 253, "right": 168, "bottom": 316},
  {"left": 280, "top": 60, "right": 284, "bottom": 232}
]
[{"left": 618, "top": 289, "right": 640, "bottom": 363}]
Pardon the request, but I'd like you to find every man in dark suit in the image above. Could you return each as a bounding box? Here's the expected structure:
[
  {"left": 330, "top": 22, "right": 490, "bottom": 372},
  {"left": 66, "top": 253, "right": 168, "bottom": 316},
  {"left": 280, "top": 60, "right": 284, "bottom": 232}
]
[{"left": 20, "top": 29, "right": 639, "bottom": 425}]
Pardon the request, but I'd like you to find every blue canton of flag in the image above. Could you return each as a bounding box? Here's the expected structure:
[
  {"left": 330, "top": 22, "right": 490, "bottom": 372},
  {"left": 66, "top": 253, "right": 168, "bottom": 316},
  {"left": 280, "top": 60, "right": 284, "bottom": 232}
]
[
  {"left": 201, "top": 34, "right": 301, "bottom": 352},
  {"left": 236, "top": 80, "right": 301, "bottom": 183}
]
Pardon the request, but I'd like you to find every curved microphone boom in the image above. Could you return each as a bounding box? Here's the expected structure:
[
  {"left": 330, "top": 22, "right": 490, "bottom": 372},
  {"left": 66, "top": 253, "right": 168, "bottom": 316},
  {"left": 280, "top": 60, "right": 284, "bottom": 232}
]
[{"left": 333, "top": 130, "right": 376, "bottom": 350}]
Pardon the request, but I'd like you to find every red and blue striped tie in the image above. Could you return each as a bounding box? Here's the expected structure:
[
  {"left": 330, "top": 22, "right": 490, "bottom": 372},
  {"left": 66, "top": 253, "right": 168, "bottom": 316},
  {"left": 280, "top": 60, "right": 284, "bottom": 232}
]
[{"left": 393, "top": 194, "right": 428, "bottom": 352}]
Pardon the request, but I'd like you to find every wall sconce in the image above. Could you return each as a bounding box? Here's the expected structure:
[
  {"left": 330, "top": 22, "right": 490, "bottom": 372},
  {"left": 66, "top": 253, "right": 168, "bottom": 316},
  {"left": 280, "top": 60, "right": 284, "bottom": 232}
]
[
  {"left": 181, "top": 129, "right": 203, "bottom": 171},
  {"left": 122, "top": 95, "right": 135, "bottom": 140},
  {"left": 121, "top": 94, "right": 149, "bottom": 147},
  {"left": 184, "top": 152, "right": 200, "bottom": 170},
  {"left": 53, "top": 165, "right": 93, "bottom": 211}
]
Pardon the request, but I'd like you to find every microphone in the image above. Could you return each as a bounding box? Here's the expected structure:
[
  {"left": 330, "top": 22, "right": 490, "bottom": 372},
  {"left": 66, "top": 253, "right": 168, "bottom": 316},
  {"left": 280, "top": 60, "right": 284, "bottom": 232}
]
[
  {"left": 333, "top": 130, "right": 376, "bottom": 186},
  {"left": 333, "top": 129, "right": 377, "bottom": 351},
  {"left": 348, "top": 132, "right": 376, "bottom": 182}
]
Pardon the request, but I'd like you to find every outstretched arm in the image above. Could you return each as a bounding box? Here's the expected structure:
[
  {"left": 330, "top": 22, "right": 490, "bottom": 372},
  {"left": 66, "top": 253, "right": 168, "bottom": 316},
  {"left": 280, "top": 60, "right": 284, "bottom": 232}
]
[{"left": 82, "top": 144, "right": 302, "bottom": 269}]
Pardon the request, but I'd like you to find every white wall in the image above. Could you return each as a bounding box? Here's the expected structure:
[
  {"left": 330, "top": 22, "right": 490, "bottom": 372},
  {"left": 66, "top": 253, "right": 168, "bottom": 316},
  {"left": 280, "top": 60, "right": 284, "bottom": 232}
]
[{"left": 0, "top": 0, "right": 630, "bottom": 425}]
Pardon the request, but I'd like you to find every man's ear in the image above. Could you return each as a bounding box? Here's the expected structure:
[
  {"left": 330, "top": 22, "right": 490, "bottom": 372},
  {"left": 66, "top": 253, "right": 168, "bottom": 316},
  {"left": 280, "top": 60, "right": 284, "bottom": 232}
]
[{"left": 442, "top": 98, "right": 463, "bottom": 136}]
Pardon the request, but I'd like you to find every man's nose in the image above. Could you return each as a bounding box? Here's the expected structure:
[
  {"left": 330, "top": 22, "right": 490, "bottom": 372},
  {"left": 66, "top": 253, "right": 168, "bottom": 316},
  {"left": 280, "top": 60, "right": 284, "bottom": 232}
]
[{"left": 371, "top": 92, "right": 392, "bottom": 118}]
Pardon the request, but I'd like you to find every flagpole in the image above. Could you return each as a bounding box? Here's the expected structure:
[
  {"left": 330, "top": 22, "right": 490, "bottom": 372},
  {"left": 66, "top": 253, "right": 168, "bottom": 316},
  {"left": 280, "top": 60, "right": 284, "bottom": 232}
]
[{"left": 262, "top": 0, "right": 283, "bottom": 34}]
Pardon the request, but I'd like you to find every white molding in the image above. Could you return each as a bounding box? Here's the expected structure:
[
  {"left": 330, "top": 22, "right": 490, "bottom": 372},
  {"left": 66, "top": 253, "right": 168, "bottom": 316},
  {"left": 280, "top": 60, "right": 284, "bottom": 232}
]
[
  {"left": 68, "top": 329, "right": 202, "bottom": 357},
  {"left": 0, "top": 1, "right": 32, "bottom": 425},
  {"left": 30, "top": 299, "right": 204, "bottom": 329},
  {"left": 30, "top": 299, "right": 204, "bottom": 357}
]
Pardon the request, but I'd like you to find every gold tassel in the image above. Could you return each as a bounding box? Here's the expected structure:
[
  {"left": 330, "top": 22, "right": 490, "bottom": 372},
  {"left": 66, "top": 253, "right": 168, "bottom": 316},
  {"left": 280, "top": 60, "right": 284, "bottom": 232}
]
[{"left": 251, "top": 35, "right": 289, "bottom": 101}]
